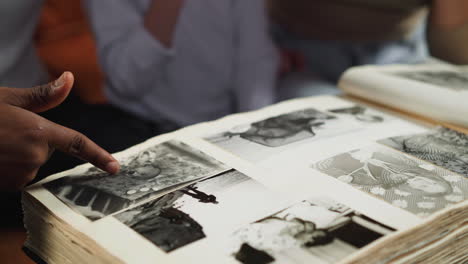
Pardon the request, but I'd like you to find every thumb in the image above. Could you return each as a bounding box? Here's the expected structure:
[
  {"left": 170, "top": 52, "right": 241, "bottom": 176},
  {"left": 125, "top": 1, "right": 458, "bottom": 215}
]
[{"left": 1, "top": 72, "right": 74, "bottom": 113}]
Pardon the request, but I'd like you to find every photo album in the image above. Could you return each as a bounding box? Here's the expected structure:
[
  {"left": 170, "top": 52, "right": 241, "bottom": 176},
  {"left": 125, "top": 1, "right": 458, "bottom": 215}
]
[{"left": 23, "top": 63, "right": 468, "bottom": 264}]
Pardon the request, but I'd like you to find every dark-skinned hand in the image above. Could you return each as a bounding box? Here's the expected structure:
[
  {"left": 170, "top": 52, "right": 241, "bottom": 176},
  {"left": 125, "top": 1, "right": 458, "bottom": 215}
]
[{"left": 0, "top": 72, "right": 120, "bottom": 191}]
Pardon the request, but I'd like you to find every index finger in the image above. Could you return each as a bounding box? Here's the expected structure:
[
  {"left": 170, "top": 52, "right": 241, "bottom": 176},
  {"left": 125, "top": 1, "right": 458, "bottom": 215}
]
[{"left": 45, "top": 121, "right": 120, "bottom": 174}]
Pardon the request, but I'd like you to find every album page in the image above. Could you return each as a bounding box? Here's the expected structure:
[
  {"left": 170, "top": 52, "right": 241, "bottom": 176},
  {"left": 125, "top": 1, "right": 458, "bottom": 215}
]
[
  {"left": 25, "top": 96, "right": 468, "bottom": 264},
  {"left": 339, "top": 63, "right": 468, "bottom": 127}
]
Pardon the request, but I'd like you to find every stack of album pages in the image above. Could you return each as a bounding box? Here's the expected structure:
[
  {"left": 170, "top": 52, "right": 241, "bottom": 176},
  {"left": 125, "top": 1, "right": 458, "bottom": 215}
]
[{"left": 23, "top": 64, "right": 468, "bottom": 264}]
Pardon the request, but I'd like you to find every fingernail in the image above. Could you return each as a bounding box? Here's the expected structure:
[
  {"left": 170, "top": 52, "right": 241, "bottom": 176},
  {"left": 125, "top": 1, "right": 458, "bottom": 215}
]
[
  {"left": 52, "top": 72, "right": 67, "bottom": 90},
  {"left": 105, "top": 161, "right": 120, "bottom": 174}
]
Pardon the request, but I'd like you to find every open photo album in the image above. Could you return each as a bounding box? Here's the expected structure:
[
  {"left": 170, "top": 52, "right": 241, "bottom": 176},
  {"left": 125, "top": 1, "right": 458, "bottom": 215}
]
[{"left": 23, "top": 63, "right": 468, "bottom": 264}]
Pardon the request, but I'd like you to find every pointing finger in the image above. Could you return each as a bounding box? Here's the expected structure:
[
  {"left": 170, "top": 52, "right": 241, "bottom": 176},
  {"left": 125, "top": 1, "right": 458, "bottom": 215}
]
[{"left": 45, "top": 120, "right": 120, "bottom": 174}]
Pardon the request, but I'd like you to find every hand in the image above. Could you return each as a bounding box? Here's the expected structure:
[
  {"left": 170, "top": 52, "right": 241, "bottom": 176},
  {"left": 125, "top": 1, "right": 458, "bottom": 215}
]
[{"left": 0, "top": 72, "right": 120, "bottom": 191}]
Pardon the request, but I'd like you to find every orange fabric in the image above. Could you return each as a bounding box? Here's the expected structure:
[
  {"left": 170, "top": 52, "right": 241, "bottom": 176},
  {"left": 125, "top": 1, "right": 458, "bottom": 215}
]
[{"left": 35, "top": 0, "right": 107, "bottom": 104}]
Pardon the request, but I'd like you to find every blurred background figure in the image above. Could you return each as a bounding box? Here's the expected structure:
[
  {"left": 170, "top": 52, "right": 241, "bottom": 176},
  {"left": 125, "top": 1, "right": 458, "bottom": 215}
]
[
  {"left": 85, "top": 0, "right": 279, "bottom": 128},
  {"left": 0, "top": 2, "right": 48, "bottom": 88},
  {"left": 35, "top": 0, "right": 107, "bottom": 104},
  {"left": 269, "top": 0, "right": 468, "bottom": 99}
]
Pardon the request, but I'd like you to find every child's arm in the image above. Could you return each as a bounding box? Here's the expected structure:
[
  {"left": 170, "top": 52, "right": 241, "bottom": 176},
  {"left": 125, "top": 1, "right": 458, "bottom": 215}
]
[{"left": 232, "top": 0, "right": 280, "bottom": 112}]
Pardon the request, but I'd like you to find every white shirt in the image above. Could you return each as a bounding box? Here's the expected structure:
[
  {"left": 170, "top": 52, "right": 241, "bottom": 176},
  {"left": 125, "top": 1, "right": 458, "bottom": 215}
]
[
  {"left": 85, "top": 0, "right": 279, "bottom": 125},
  {"left": 0, "top": 0, "right": 48, "bottom": 87}
]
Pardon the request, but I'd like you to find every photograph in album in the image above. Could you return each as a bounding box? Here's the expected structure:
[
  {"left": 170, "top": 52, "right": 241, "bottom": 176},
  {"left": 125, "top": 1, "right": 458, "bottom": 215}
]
[
  {"left": 327, "top": 105, "right": 391, "bottom": 124},
  {"left": 314, "top": 145, "right": 468, "bottom": 217},
  {"left": 115, "top": 170, "right": 280, "bottom": 253},
  {"left": 206, "top": 106, "right": 389, "bottom": 162},
  {"left": 379, "top": 127, "right": 468, "bottom": 178},
  {"left": 228, "top": 196, "right": 394, "bottom": 264},
  {"left": 44, "top": 140, "right": 228, "bottom": 220}
]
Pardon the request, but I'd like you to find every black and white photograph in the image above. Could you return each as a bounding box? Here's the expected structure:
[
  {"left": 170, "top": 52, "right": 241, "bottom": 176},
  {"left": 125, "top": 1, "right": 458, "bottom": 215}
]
[
  {"left": 44, "top": 140, "right": 228, "bottom": 220},
  {"left": 205, "top": 107, "right": 377, "bottom": 163},
  {"left": 313, "top": 145, "right": 468, "bottom": 217},
  {"left": 327, "top": 105, "right": 388, "bottom": 123},
  {"left": 209, "top": 108, "right": 336, "bottom": 148},
  {"left": 229, "top": 196, "right": 394, "bottom": 264},
  {"left": 379, "top": 127, "right": 468, "bottom": 178},
  {"left": 392, "top": 70, "right": 468, "bottom": 91},
  {"left": 115, "top": 170, "right": 281, "bottom": 253}
]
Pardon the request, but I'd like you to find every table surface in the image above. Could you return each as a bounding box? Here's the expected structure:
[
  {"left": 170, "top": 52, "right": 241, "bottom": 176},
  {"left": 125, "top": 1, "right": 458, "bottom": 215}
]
[{"left": 0, "top": 228, "right": 34, "bottom": 264}]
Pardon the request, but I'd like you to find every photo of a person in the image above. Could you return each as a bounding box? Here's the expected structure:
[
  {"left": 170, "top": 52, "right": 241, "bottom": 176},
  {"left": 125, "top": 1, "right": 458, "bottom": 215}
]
[
  {"left": 328, "top": 105, "right": 385, "bottom": 123},
  {"left": 116, "top": 190, "right": 206, "bottom": 253},
  {"left": 44, "top": 140, "right": 227, "bottom": 220},
  {"left": 211, "top": 108, "right": 335, "bottom": 147},
  {"left": 116, "top": 170, "right": 278, "bottom": 253},
  {"left": 380, "top": 127, "right": 468, "bottom": 178},
  {"left": 124, "top": 150, "right": 162, "bottom": 180},
  {"left": 206, "top": 106, "right": 391, "bottom": 163},
  {"left": 230, "top": 197, "right": 393, "bottom": 264},
  {"left": 314, "top": 145, "right": 468, "bottom": 216}
]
